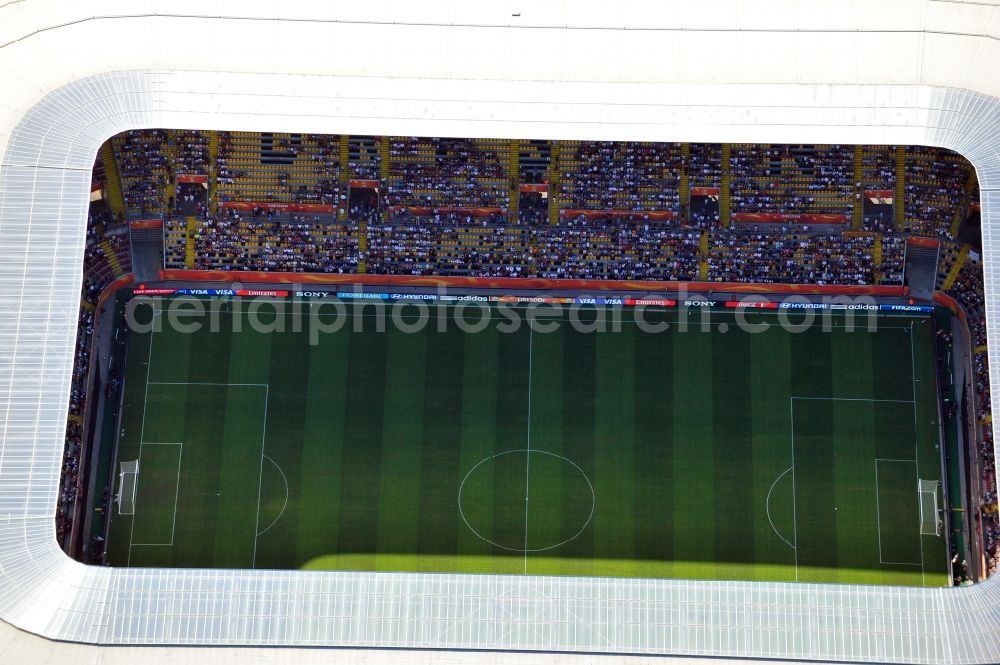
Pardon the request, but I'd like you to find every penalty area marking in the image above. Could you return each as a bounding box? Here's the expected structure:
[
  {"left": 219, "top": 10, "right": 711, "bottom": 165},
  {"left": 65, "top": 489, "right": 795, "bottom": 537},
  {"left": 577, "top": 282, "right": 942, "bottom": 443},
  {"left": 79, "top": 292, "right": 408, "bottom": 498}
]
[
  {"left": 125, "top": 362, "right": 271, "bottom": 566},
  {"left": 255, "top": 454, "right": 289, "bottom": 538},
  {"left": 784, "top": 394, "right": 923, "bottom": 582},
  {"left": 788, "top": 395, "right": 922, "bottom": 582},
  {"left": 765, "top": 466, "right": 796, "bottom": 550}
]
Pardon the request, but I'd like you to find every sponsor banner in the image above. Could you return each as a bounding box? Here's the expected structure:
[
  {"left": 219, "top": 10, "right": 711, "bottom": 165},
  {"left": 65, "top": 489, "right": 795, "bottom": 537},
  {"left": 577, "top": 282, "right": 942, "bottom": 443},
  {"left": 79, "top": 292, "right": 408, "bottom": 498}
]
[
  {"left": 390, "top": 293, "right": 438, "bottom": 301},
  {"left": 725, "top": 301, "right": 779, "bottom": 309},
  {"left": 337, "top": 292, "right": 390, "bottom": 300},
  {"left": 220, "top": 202, "right": 335, "bottom": 214},
  {"left": 91, "top": 181, "right": 103, "bottom": 193},
  {"left": 348, "top": 179, "right": 380, "bottom": 189},
  {"left": 519, "top": 183, "right": 548, "bottom": 193},
  {"left": 561, "top": 209, "right": 675, "bottom": 221},
  {"left": 778, "top": 302, "right": 829, "bottom": 310},
  {"left": 624, "top": 298, "right": 676, "bottom": 307},
  {"left": 174, "top": 288, "right": 235, "bottom": 296},
  {"left": 133, "top": 288, "right": 177, "bottom": 295},
  {"left": 689, "top": 187, "right": 721, "bottom": 196},
  {"left": 294, "top": 291, "right": 333, "bottom": 298},
  {"left": 828, "top": 303, "right": 880, "bottom": 311},
  {"left": 880, "top": 304, "right": 933, "bottom": 313},
  {"left": 732, "top": 213, "right": 849, "bottom": 224},
  {"left": 490, "top": 296, "right": 574, "bottom": 304},
  {"left": 177, "top": 174, "right": 208, "bottom": 184},
  {"left": 574, "top": 297, "right": 626, "bottom": 305},
  {"left": 439, "top": 295, "right": 489, "bottom": 302},
  {"left": 236, "top": 289, "right": 288, "bottom": 297}
]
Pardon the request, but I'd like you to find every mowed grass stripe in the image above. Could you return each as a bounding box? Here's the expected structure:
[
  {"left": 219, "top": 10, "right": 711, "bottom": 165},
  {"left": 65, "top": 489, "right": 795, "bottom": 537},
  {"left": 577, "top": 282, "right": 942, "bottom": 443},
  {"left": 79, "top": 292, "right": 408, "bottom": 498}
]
[
  {"left": 712, "top": 327, "right": 755, "bottom": 580},
  {"left": 750, "top": 325, "right": 795, "bottom": 582},
  {"left": 631, "top": 325, "right": 674, "bottom": 575},
  {"left": 672, "top": 328, "right": 715, "bottom": 580},
  {"left": 590, "top": 326, "right": 636, "bottom": 576},
  {"left": 254, "top": 324, "right": 312, "bottom": 569},
  {"left": 524, "top": 326, "right": 566, "bottom": 576},
  {"left": 552, "top": 328, "right": 597, "bottom": 577},
  {"left": 160, "top": 326, "right": 218, "bottom": 568},
  {"left": 336, "top": 329, "right": 389, "bottom": 569},
  {"left": 296, "top": 326, "right": 351, "bottom": 569},
  {"left": 830, "top": 329, "right": 880, "bottom": 585},
  {"left": 131, "top": 315, "right": 200, "bottom": 567},
  {"left": 416, "top": 327, "right": 466, "bottom": 571},
  {"left": 374, "top": 326, "right": 427, "bottom": 570},
  {"left": 791, "top": 329, "right": 836, "bottom": 584},
  {"left": 212, "top": 319, "right": 271, "bottom": 568},
  {"left": 455, "top": 325, "right": 502, "bottom": 572},
  {"left": 489, "top": 326, "right": 530, "bottom": 574}
]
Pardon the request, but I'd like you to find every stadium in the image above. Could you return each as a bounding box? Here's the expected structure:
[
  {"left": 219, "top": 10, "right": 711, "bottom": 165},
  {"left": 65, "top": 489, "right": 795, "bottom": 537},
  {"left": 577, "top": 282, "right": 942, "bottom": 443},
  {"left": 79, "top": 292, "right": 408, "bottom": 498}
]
[{"left": 1, "top": 2, "right": 999, "bottom": 665}]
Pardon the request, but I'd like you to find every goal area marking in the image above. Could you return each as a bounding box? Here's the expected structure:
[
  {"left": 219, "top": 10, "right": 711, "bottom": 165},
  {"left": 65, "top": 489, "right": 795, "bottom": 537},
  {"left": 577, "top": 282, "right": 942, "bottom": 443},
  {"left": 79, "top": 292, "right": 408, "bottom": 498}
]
[
  {"left": 789, "top": 395, "right": 933, "bottom": 582},
  {"left": 125, "top": 378, "right": 270, "bottom": 566}
]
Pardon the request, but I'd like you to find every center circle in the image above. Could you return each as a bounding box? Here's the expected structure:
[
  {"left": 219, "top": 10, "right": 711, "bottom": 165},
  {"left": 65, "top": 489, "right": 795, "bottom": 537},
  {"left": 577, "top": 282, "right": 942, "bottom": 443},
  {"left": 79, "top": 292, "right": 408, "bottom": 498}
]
[{"left": 458, "top": 449, "right": 595, "bottom": 553}]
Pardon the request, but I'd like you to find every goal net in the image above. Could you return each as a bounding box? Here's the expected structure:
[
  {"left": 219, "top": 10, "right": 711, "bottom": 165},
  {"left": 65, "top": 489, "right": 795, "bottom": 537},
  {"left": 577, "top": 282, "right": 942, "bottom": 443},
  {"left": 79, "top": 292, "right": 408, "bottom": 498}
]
[
  {"left": 918, "top": 479, "right": 941, "bottom": 536},
  {"left": 116, "top": 460, "right": 139, "bottom": 516}
]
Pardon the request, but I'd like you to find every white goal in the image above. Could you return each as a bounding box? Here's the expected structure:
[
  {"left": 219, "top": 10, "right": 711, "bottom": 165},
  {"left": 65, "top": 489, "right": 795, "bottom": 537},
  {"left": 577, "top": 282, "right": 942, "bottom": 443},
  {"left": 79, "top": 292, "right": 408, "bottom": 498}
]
[
  {"left": 115, "top": 460, "right": 139, "bottom": 516},
  {"left": 918, "top": 479, "right": 941, "bottom": 537}
]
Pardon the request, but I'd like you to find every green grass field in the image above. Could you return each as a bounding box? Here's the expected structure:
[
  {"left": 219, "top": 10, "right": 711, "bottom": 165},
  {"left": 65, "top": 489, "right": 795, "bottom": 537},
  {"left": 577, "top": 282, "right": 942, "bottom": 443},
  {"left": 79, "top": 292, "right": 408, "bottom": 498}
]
[{"left": 107, "top": 298, "right": 949, "bottom": 586}]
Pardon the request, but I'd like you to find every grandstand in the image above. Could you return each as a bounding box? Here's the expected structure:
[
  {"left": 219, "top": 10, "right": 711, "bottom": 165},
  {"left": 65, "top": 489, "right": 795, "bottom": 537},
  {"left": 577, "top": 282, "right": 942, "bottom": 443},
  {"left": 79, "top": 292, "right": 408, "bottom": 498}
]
[{"left": 60, "top": 131, "right": 994, "bottom": 594}]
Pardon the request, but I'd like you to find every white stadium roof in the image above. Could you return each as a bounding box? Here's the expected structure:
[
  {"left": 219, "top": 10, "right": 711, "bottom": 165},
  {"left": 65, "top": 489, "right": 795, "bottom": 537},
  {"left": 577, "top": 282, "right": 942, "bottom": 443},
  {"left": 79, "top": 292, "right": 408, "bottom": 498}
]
[{"left": 0, "top": 1, "right": 999, "bottom": 663}]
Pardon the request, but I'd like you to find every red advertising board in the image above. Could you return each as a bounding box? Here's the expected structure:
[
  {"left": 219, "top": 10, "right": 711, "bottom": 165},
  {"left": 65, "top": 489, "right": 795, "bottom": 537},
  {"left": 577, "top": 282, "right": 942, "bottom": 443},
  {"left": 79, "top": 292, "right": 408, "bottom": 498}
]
[
  {"left": 349, "top": 179, "right": 380, "bottom": 189},
  {"left": 725, "top": 301, "right": 779, "bottom": 309},
  {"left": 732, "top": 213, "right": 849, "bottom": 224},
  {"left": 129, "top": 219, "right": 163, "bottom": 230},
  {"left": 388, "top": 206, "right": 503, "bottom": 217},
  {"left": 236, "top": 289, "right": 289, "bottom": 297},
  {"left": 689, "top": 187, "right": 721, "bottom": 196},
  {"left": 907, "top": 236, "right": 941, "bottom": 249},
  {"left": 220, "top": 202, "right": 335, "bottom": 214},
  {"left": 624, "top": 298, "right": 676, "bottom": 306},
  {"left": 561, "top": 209, "right": 675, "bottom": 221},
  {"left": 177, "top": 174, "right": 208, "bottom": 184}
]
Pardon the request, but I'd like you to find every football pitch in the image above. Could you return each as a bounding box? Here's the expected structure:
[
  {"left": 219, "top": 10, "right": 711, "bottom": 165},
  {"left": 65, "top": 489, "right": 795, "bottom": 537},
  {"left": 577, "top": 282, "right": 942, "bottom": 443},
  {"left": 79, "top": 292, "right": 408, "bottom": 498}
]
[{"left": 107, "top": 297, "right": 949, "bottom": 586}]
